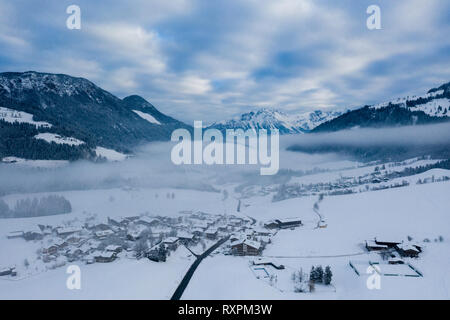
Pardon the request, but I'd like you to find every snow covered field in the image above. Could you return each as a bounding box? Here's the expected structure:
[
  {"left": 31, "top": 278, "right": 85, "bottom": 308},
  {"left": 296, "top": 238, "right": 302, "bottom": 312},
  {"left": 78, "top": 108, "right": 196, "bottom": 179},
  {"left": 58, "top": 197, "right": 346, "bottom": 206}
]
[
  {"left": 184, "top": 182, "right": 450, "bottom": 299},
  {"left": 0, "top": 150, "right": 449, "bottom": 300}
]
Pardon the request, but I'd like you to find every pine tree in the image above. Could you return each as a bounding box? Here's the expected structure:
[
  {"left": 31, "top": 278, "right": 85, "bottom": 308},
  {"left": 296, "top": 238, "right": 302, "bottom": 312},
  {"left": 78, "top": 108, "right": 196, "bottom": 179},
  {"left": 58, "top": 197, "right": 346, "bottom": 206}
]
[
  {"left": 323, "top": 266, "right": 333, "bottom": 285},
  {"left": 316, "top": 265, "right": 324, "bottom": 283}
]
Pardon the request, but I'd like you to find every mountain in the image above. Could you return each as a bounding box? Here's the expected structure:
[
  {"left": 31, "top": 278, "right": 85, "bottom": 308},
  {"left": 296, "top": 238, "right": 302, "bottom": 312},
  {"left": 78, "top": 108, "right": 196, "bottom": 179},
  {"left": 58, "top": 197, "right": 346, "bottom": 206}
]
[
  {"left": 313, "top": 82, "right": 450, "bottom": 133},
  {"left": 0, "top": 71, "right": 190, "bottom": 161},
  {"left": 208, "top": 108, "right": 342, "bottom": 134}
]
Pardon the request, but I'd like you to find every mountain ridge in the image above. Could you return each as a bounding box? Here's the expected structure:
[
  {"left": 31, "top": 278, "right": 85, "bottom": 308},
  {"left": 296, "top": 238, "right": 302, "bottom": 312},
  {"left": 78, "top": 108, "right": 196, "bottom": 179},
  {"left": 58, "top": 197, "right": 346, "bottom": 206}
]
[{"left": 0, "top": 71, "right": 190, "bottom": 161}]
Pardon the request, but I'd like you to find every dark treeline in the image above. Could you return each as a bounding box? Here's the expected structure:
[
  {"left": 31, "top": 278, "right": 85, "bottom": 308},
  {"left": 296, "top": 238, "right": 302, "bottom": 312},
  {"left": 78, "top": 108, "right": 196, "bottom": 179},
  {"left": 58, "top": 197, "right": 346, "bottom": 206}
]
[
  {"left": 0, "top": 120, "right": 98, "bottom": 160},
  {"left": 386, "top": 159, "right": 450, "bottom": 179},
  {"left": 0, "top": 195, "right": 72, "bottom": 218}
]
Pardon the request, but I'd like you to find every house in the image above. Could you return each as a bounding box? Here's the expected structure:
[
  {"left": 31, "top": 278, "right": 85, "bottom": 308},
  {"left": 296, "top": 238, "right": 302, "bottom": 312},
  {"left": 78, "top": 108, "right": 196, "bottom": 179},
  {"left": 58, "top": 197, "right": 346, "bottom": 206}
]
[
  {"left": 228, "top": 218, "right": 244, "bottom": 227},
  {"left": 7, "top": 231, "right": 24, "bottom": 239},
  {"left": 192, "top": 221, "right": 209, "bottom": 230},
  {"left": 264, "top": 220, "right": 279, "bottom": 229},
  {"left": 192, "top": 227, "right": 204, "bottom": 237},
  {"left": 56, "top": 227, "right": 82, "bottom": 238},
  {"left": 137, "top": 216, "right": 160, "bottom": 227},
  {"left": 23, "top": 229, "right": 44, "bottom": 241},
  {"left": 123, "top": 216, "right": 140, "bottom": 223},
  {"left": 365, "top": 240, "right": 388, "bottom": 251},
  {"left": 107, "top": 217, "right": 124, "bottom": 228},
  {"left": 105, "top": 245, "right": 122, "bottom": 254},
  {"left": 66, "top": 236, "right": 82, "bottom": 245},
  {"left": 217, "top": 225, "right": 229, "bottom": 232},
  {"left": 395, "top": 243, "right": 421, "bottom": 258},
  {"left": 163, "top": 237, "right": 179, "bottom": 250},
  {"left": 229, "top": 234, "right": 240, "bottom": 243},
  {"left": 66, "top": 248, "right": 85, "bottom": 262},
  {"left": 95, "top": 230, "right": 115, "bottom": 239},
  {"left": 94, "top": 251, "right": 117, "bottom": 263},
  {"left": 42, "top": 245, "right": 59, "bottom": 255},
  {"left": 126, "top": 225, "right": 147, "bottom": 241},
  {"left": 178, "top": 233, "right": 195, "bottom": 245},
  {"left": 205, "top": 228, "right": 218, "bottom": 240},
  {"left": 231, "top": 239, "right": 261, "bottom": 256}
]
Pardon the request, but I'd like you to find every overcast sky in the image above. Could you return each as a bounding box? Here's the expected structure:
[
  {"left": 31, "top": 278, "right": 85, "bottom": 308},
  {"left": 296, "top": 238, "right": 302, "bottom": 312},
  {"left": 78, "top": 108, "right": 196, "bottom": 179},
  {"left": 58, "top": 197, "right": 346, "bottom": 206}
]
[{"left": 0, "top": 0, "right": 449, "bottom": 123}]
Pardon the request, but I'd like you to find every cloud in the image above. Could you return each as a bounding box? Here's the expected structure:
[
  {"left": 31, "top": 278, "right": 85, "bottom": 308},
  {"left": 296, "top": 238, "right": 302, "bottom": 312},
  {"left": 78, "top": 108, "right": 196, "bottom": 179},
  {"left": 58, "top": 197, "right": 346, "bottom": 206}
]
[{"left": 0, "top": 0, "right": 449, "bottom": 123}]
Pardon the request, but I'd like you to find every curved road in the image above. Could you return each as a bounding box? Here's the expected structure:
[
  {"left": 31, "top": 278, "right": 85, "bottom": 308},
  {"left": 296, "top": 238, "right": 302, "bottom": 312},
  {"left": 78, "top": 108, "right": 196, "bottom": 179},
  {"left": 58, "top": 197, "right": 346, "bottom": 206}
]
[{"left": 171, "top": 235, "right": 230, "bottom": 300}]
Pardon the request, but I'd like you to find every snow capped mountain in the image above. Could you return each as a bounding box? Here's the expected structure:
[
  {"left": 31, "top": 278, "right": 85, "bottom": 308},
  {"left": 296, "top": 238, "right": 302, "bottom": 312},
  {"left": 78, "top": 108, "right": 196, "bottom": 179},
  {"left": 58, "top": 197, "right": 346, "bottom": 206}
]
[{"left": 208, "top": 108, "right": 342, "bottom": 134}]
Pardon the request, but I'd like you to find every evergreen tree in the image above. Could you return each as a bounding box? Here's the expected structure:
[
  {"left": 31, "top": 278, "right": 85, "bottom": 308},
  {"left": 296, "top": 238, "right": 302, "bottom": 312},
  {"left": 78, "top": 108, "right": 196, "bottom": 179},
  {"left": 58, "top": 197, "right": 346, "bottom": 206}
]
[{"left": 323, "top": 266, "right": 333, "bottom": 285}]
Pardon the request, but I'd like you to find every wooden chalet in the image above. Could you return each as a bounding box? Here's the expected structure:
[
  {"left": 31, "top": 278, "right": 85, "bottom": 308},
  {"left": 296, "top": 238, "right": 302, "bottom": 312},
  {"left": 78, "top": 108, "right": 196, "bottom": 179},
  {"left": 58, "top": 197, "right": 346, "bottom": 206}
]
[{"left": 231, "top": 239, "right": 261, "bottom": 256}]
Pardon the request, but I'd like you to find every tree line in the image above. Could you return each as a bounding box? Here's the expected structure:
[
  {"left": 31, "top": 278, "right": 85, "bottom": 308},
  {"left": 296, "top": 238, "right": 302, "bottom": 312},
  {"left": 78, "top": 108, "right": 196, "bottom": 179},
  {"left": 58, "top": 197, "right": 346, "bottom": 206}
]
[{"left": 0, "top": 195, "right": 72, "bottom": 218}]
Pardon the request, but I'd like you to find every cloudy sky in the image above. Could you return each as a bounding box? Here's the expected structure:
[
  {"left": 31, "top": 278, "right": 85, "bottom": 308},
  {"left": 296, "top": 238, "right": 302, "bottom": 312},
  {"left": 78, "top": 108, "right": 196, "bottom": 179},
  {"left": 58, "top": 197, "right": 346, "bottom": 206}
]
[{"left": 0, "top": 0, "right": 449, "bottom": 123}]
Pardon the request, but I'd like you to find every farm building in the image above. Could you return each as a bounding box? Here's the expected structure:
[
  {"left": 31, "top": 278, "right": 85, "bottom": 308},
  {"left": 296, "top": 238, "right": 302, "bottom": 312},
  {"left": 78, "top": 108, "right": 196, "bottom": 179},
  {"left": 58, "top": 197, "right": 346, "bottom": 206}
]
[
  {"left": 365, "top": 240, "right": 389, "bottom": 251},
  {"left": 7, "top": 231, "right": 24, "bottom": 239},
  {"left": 23, "top": 228, "right": 44, "bottom": 241},
  {"left": 374, "top": 238, "right": 403, "bottom": 248},
  {"left": 94, "top": 251, "right": 117, "bottom": 263},
  {"left": 0, "top": 267, "right": 17, "bottom": 277},
  {"left": 263, "top": 221, "right": 279, "bottom": 229},
  {"left": 231, "top": 239, "right": 262, "bottom": 256},
  {"left": 264, "top": 218, "right": 302, "bottom": 229}
]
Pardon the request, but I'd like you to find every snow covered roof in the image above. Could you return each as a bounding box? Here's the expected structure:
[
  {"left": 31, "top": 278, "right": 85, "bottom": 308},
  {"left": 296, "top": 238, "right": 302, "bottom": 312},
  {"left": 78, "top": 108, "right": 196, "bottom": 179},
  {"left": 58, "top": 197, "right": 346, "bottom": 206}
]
[
  {"left": 397, "top": 243, "right": 420, "bottom": 252},
  {"left": 233, "top": 239, "right": 261, "bottom": 250},
  {"left": 95, "top": 230, "right": 114, "bottom": 237},
  {"left": 375, "top": 237, "right": 403, "bottom": 244},
  {"left": 95, "top": 251, "right": 116, "bottom": 258},
  {"left": 7, "top": 231, "right": 24, "bottom": 237},
  {"left": 178, "top": 232, "right": 194, "bottom": 239},
  {"left": 105, "top": 245, "right": 121, "bottom": 251},
  {"left": 163, "top": 237, "right": 179, "bottom": 244},
  {"left": 56, "top": 226, "right": 82, "bottom": 235},
  {"left": 276, "top": 217, "right": 302, "bottom": 223},
  {"left": 243, "top": 240, "right": 261, "bottom": 250},
  {"left": 366, "top": 240, "right": 388, "bottom": 248},
  {"left": 138, "top": 216, "right": 159, "bottom": 224}
]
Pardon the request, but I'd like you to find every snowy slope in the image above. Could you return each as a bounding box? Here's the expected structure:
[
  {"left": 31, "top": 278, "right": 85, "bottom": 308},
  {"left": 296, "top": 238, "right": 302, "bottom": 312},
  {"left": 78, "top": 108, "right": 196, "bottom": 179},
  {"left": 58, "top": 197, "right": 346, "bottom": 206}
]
[
  {"left": 371, "top": 83, "right": 450, "bottom": 117},
  {"left": 132, "top": 110, "right": 161, "bottom": 125},
  {"left": 34, "top": 133, "right": 85, "bottom": 146},
  {"left": 0, "top": 107, "right": 52, "bottom": 128}
]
